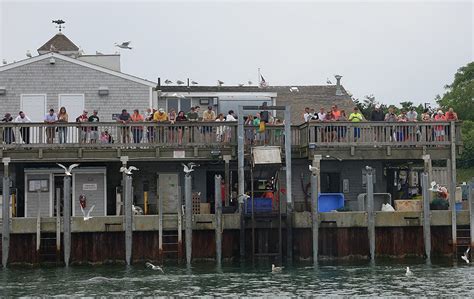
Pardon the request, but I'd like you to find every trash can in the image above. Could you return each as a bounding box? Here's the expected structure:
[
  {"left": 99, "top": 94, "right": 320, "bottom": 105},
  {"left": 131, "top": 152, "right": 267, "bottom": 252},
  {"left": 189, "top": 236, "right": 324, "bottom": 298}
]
[{"left": 318, "top": 193, "right": 344, "bottom": 212}]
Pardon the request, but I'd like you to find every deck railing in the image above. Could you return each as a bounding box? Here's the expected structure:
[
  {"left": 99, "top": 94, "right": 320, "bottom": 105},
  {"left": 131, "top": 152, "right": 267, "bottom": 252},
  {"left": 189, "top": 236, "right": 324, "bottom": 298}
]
[{"left": 0, "top": 121, "right": 461, "bottom": 149}]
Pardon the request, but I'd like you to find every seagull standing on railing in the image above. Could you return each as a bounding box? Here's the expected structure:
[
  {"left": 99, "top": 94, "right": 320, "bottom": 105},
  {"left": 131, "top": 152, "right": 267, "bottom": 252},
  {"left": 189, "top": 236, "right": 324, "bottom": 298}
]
[
  {"left": 182, "top": 162, "right": 199, "bottom": 176},
  {"left": 165, "top": 79, "right": 173, "bottom": 84},
  {"left": 57, "top": 163, "right": 80, "bottom": 176},
  {"left": 120, "top": 166, "right": 139, "bottom": 175}
]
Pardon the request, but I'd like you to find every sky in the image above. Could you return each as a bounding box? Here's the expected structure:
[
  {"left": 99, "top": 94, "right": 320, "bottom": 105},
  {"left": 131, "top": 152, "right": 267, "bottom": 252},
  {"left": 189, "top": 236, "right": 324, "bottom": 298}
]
[{"left": 0, "top": 0, "right": 472, "bottom": 106}]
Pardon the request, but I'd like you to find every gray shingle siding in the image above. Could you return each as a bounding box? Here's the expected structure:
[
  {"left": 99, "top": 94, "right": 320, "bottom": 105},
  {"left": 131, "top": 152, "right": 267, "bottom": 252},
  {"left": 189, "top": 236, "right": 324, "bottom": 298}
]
[{"left": 0, "top": 57, "right": 151, "bottom": 120}]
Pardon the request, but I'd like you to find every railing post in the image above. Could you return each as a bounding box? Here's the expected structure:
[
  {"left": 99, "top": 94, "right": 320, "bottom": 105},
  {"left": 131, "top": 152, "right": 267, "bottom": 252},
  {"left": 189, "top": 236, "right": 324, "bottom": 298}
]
[{"left": 421, "top": 172, "right": 432, "bottom": 261}]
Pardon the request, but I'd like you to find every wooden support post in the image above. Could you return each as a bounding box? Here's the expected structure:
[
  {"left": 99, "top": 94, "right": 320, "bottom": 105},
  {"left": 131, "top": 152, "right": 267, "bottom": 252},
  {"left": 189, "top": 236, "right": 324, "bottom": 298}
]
[
  {"left": 223, "top": 155, "right": 231, "bottom": 207},
  {"left": 124, "top": 174, "right": 133, "bottom": 265},
  {"left": 215, "top": 175, "right": 222, "bottom": 265},
  {"left": 177, "top": 200, "right": 183, "bottom": 262},
  {"left": 55, "top": 188, "right": 61, "bottom": 256},
  {"left": 310, "top": 165, "right": 319, "bottom": 265},
  {"left": 185, "top": 174, "right": 192, "bottom": 265},
  {"left": 447, "top": 158, "right": 457, "bottom": 254},
  {"left": 422, "top": 154, "right": 432, "bottom": 183},
  {"left": 158, "top": 183, "right": 163, "bottom": 262},
  {"left": 237, "top": 105, "right": 245, "bottom": 259},
  {"left": 421, "top": 172, "right": 432, "bottom": 261},
  {"left": 284, "top": 107, "right": 293, "bottom": 263},
  {"left": 63, "top": 175, "right": 71, "bottom": 266},
  {"left": 144, "top": 191, "right": 148, "bottom": 215},
  {"left": 2, "top": 157, "right": 10, "bottom": 268},
  {"left": 469, "top": 180, "right": 474, "bottom": 249},
  {"left": 366, "top": 167, "right": 375, "bottom": 261},
  {"left": 36, "top": 190, "right": 41, "bottom": 252}
]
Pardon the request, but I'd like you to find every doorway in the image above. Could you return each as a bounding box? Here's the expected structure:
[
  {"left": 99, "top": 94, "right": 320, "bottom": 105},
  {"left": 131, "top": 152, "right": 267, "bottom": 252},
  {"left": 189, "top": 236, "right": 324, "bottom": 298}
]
[
  {"left": 53, "top": 174, "right": 65, "bottom": 216},
  {"left": 320, "top": 172, "right": 341, "bottom": 193}
]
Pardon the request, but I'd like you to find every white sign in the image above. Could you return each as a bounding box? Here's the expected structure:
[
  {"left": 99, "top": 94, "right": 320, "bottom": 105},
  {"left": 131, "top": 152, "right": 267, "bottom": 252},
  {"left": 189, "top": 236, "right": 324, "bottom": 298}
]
[
  {"left": 83, "top": 183, "right": 97, "bottom": 191},
  {"left": 173, "top": 150, "right": 185, "bottom": 159}
]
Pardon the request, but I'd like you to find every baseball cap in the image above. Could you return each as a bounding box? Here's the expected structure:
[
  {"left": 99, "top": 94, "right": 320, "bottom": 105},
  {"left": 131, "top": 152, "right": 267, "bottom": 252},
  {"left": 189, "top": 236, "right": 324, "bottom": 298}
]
[{"left": 159, "top": 108, "right": 165, "bottom": 113}]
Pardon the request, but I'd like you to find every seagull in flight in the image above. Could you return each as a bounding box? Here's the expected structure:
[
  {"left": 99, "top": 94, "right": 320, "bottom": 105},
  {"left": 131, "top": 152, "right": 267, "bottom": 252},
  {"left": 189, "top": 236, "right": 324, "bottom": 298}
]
[
  {"left": 57, "top": 163, "right": 80, "bottom": 176},
  {"left": 115, "top": 41, "right": 132, "bottom": 49},
  {"left": 309, "top": 165, "right": 319, "bottom": 175},
  {"left": 165, "top": 79, "right": 173, "bottom": 84},
  {"left": 272, "top": 264, "right": 283, "bottom": 273},
  {"left": 80, "top": 204, "right": 95, "bottom": 221},
  {"left": 120, "top": 166, "right": 139, "bottom": 175},
  {"left": 182, "top": 162, "right": 199, "bottom": 175},
  {"left": 405, "top": 267, "right": 413, "bottom": 276},
  {"left": 146, "top": 262, "right": 164, "bottom": 273},
  {"left": 462, "top": 247, "right": 470, "bottom": 264}
]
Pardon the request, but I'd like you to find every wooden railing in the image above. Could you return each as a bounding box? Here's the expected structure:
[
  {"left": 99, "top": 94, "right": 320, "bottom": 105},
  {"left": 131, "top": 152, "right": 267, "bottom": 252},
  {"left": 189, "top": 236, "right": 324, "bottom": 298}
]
[{"left": 0, "top": 121, "right": 461, "bottom": 149}]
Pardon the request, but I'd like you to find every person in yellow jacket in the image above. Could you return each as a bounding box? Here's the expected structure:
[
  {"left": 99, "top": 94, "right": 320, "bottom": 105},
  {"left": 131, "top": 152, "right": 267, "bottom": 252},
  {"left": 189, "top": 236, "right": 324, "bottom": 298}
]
[
  {"left": 348, "top": 107, "right": 364, "bottom": 140},
  {"left": 153, "top": 108, "right": 168, "bottom": 142}
]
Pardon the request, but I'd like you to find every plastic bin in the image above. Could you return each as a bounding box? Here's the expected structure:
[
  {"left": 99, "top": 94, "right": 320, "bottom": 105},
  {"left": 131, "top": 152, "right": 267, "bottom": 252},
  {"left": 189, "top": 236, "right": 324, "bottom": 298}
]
[
  {"left": 245, "top": 198, "right": 273, "bottom": 213},
  {"left": 455, "top": 202, "right": 462, "bottom": 212},
  {"left": 318, "top": 193, "right": 344, "bottom": 212}
]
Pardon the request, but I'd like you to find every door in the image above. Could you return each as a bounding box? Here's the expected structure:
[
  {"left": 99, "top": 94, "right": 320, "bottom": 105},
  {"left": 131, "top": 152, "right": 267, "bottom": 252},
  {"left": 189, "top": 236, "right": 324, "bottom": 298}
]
[
  {"left": 157, "top": 173, "right": 180, "bottom": 214},
  {"left": 59, "top": 94, "right": 85, "bottom": 143},
  {"left": 21, "top": 94, "right": 47, "bottom": 143}
]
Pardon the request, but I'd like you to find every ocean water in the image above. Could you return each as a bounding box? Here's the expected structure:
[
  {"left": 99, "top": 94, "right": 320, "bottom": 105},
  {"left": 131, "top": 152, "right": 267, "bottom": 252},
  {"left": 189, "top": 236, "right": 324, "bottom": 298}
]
[{"left": 0, "top": 259, "right": 473, "bottom": 297}]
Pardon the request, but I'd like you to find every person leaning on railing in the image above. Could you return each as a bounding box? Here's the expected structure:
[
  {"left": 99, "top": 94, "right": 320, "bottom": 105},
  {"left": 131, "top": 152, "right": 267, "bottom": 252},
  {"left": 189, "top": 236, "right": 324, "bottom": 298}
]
[
  {"left": 131, "top": 109, "right": 144, "bottom": 144},
  {"left": 88, "top": 110, "right": 100, "bottom": 144},
  {"left": 153, "top": 108, "right": 168, "bottom": 143},
  {"left": 14, "top": 111, "right": 31, "bottom": 144},
  {"left": 117, "top": 109, "right": 131, "bottom": 144},
  {"left": 44, "top": 109, "right": 58, "bottom": 144},
  {"left": 57, "top": 107, "right": 68, "bottom": 144},
  {"left": 348, "top": 107, "right": 364, "bottom": 140},
  {"left": 2, "top": 113, "right": 15, "bottom": 144}
]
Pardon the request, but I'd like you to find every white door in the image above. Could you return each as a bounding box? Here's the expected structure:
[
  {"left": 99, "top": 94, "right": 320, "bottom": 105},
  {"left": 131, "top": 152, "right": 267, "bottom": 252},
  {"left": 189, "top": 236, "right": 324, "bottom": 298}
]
[
  {"left": 21, "top": 94, "right": 47, "bottom": 143},
  {"left": 59, "top": 94, "right": 85, "bottom": 143}
]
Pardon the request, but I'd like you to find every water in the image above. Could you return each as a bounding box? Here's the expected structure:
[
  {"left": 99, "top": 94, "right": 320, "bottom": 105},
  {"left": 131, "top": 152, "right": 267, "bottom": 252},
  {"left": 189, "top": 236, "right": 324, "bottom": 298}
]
[{"left": 1, "top": 259, "right": 473, "bottom": 297}]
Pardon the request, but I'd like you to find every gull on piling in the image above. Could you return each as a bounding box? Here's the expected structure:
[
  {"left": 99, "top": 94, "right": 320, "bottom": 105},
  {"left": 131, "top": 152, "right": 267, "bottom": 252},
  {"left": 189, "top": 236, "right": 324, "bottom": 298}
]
[
  {"left": 182, "top": 162, "right": 199, "bottom": 175},
  {"left": 57, "top": 163, "right": 80, "bottom": 176},
  {"left": 120, "top": 166, "right": 139, "bottom": 175}
]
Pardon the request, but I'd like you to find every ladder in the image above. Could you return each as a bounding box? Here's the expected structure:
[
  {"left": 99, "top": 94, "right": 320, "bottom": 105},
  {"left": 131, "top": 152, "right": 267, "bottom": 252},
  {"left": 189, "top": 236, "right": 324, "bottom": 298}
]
[
  {"left": 39, "top": 232, "right": 59, "bottom": 263},
  {"left": 455, "top": 225, "right": 471, "bottom": 259}
]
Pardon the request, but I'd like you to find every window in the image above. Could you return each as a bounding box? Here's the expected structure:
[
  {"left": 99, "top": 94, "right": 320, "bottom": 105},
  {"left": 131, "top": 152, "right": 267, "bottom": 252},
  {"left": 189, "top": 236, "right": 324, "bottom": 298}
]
[{"left": 166, "top": 98, "right": 191, "bottom": 113}]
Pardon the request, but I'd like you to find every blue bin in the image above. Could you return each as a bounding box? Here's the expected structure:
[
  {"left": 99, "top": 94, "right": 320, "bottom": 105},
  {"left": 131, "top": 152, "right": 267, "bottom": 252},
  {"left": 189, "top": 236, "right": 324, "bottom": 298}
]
[
  {"left": 455, "top": 202, "right": 462, "bottom": 212},
  {"left": 318, "top": 193, "right": 344, "bottom": 212},
  {"left": 245, "top": 198, "right": 272, "bottom": 213}
]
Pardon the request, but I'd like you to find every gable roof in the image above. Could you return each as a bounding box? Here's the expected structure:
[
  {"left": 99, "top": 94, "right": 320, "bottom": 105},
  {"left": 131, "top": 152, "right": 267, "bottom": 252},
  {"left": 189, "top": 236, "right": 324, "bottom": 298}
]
[
  {"left": 37, "top": 32, "right": 79, "bottom": 54},
  {"left": 0, "top": 52, "right": 156, "bottom": 88}
]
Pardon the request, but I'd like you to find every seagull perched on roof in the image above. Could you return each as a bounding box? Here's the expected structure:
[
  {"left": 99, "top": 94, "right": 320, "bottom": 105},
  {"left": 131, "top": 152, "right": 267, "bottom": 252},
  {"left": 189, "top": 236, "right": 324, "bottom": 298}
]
[
  {"left": 81, "top": 204, "right": 95, "bottom": 221},
  {"left": 26, "top": 50, "right": 32, "bottom": 58},
  {"left": 462, "top": 247, "right": 470, "bottom": 264},
  {"left": 309, "top": 165, "right": 319, "bottom": 176},
  {"left": 290, "top": 87, "right": 299, "bottom": 93},
  {"left": 217, "top": 80, "right": 224, "bottom": 86},
  {"left": 57, "top": 163, "right": 79, "bottom": 176},
  {"left": 272, "top": 264, "right": 283, "bottom": 273},
  {"left": 165, "top": 79, "right": 173, "bottom": 84},
  {"left": 176, "top": 80, "right": 185, "bottom": 85},
  {"left": 238, "top": 83, "right": 245, "bottom": 87},
  {"left": 191, "top": 81, "right": 198, "bottom": 85},
  {"left": 120, "top": 166, "right": 139, "bottom": 175},
  {"left": 145, "top": 262, "right": 164, "bottom": 273},
  {"left": 96, "top": 51, "right": 103, "bottom": 55},
  {"left": 2, "top": 59, "right": 7, "bottom": 65},
  {"left": 182, "top": 162, "right": 199, "bottom": 176},
  {"left": 326, "top": 78, "right": 332, "bottom": 84},
  {"left": 248, "top": 80, "right": 253, "bottom": 85},
  {"left": 115, "top": 41, "right": 132, "bottom": 49}
]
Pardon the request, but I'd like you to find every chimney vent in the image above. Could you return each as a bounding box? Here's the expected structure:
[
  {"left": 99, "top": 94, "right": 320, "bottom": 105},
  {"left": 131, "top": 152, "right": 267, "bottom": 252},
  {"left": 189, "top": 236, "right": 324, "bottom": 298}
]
[{"left": 335, "top": 75, "right": 343, "bottom": 96}]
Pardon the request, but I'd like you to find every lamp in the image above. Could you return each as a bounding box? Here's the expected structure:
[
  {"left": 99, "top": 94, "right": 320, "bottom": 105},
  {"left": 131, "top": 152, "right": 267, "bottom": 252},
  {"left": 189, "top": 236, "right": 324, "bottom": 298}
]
[
  {"left": 98, "top": 86, "right": 109, "bottom": 96},
  {"left": 49, "top": 57, "right": 56, "bottom": 64},
  {"left": 0, "top": 86, "right": 6, "bottom": 95},
  {"left": 210, "top": 149, "right": 221, "bottom": 158}
]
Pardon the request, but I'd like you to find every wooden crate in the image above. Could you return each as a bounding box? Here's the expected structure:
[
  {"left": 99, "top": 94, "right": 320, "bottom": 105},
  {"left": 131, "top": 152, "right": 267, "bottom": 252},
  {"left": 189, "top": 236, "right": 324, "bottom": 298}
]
[
  {"left": 192, "top": 192, "right": 201, "bottom": 214},
  {"left": 200, "top": 203, "right": 210, "bottom": 214}
]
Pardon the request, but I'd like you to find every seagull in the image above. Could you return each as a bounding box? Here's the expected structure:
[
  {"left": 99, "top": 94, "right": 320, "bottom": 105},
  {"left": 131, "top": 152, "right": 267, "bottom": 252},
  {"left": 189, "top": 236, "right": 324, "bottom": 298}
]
[
  {"left": 462, "top": 247, "right": 470, "bottom": 264},
  {"left": 191, "top": 81, "right": 198, "bottom": 85},
  {"left": 80, "top": 204, "right": 95, "bottom": 221},
  {"left": 217, "top": 80, "right": 224, "bottom": 86},
  {"left": 2, "top": 59, "right": 7, "bottom": 65},
  {"left": 182, "top": 162, "right": 199, "bottom": 175},
  {"left": 238, "top": 194, "right": 250, "bottom": 203},
  {"left": 365, "top": 166, "right": 373, "bottom": 171},
  {"left": 57, "top": 163, "right": 80, "bottom": 176},
  {"left": 176, "top": 80, "right": 185, "bottom": 85},
  {"left": 132, "top": 205, "right": 143, "bottom": 215},
  {"left": 238, "top": 83, "right": 245, "bottom": 87},
  {"left": 428, "top": 181, "right": 440, "bottom": 192},
  {"left": 145, "top": 262, "right": 164, "bottom": 273},
  {"left": 120, "top": 166, "right": 139, "bottom": 175},
  {"left": 165, "top": 79, "right": 173, "bottom": 84},
  {"left": 26, "top": 50, "right": 32, "bottom": 58},
  {"left": 115, "top": 41, "right": 132, "bottom": 49},
  {"left": 405, "top": 267, "right": 413, "bottom": 276},
  {"left": 326, "top": 78, "right": 332, "bottom": 84},
  {"left": 290, "top": 86, "right": 299, "bottom": 93},
  {"left": 248, "top": 80, "right": 253, "bottom": 85},
  {"left": 96, "top": 51, "right": 103, "bottom": 55},
  {"left": 309, "top": 165, "right": 319, "bottom": 175},
  {"left": 272, "top": 264, "right": 283, "bottom": 273},
  {"left": 178, "top": 94, "right": 186, "bottom": 99}
]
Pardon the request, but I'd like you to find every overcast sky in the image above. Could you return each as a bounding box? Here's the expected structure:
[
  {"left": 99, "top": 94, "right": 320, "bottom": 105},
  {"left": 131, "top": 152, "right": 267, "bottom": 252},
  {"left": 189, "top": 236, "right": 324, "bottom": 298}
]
[{"left": 1, "top": 0, "right": 472, "bottom": 106}]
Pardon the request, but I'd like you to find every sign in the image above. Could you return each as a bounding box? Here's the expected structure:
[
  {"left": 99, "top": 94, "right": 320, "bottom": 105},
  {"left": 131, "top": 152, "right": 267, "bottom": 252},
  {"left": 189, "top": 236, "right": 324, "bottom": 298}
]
[
  {"left": 173, "top": 150, "right": 185, "bottom": 159},
  {"left": 28, "top": 179, "right": 49, "bottom": 192},
  {"left": 83, "top": 183, "right": 97, "bottom": 191}
]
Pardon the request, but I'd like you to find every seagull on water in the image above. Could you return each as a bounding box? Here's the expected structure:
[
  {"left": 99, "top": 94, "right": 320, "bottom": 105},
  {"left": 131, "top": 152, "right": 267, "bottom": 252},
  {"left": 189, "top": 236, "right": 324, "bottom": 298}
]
[
  {"left": 165, "top": 79, "right": 173, "bottom": 84},
  {"left": 57, "top": 163, "right": 80, "bottom": 176},
  {"left": 120, "top": 166, "right": 139, "bottom": 175},
  {"left": 115, "top": 41, "right": 132, "bottom": 49},
  {"left": 182, "top": 162, "right": 199, "bottom": 175},
  {"left": 81, "top": 204, "right": 95, "bottom": 221},
  {"left": 309, "top": 165, "right": 319, "bottom": 176},
  {"left": 462, "top": 247, "right": 470, "bottom": 264},
  {"left": 272, "top": 264, "right": 283, "bottom": 273},
  {"left": 405, "top": 267, "right": 413, "bottom": 276},
  {"left": 146, "top": 262, "right": 164, "bottom": 273}
]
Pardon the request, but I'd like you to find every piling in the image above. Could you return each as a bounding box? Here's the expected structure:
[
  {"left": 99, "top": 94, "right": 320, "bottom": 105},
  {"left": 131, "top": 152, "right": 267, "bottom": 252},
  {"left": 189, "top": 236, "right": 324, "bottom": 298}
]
[
  {"left": 469, "top": 180, "right": 474, "bottom": 249},
  {"left": 124, "top": 174, "right": 133, "bottom": 265},
  {"left": 158, "top": 184, "right": 163, "bottom": 261},
  {"left": 284, "top": 107, "right": 293, "bottom": 262},
  {"left": 185, "top": 174, "right": 192, "bottom": 265},
  {"left": 421, "top": 172, "right": 432, "bottom": 260},
  {"left": 215, "top": 175, "right": 222, "bottom": 265},
  {"left": 447, "top": 158, "right": 457, "bottom": 253},
  {"left": 2, "top": 177, "right": 10, "bottom": 267},
  {"left": 55, "top": 188, "right": 61, "bottom": 256},
  {"left": 36, "top": 190, "right": 41, "bottom": 251},
  {"left": 311, "top": 155, "right": 321, "bottom": 265},
  {"left": 237, "top": 105, "right": 245, "bottom": 259},
  {"left": 366, "top": 168, "right": 375, "bottom": 261},
  {"left": 63, "top": 175, "right": 71, "bottom": 266}
]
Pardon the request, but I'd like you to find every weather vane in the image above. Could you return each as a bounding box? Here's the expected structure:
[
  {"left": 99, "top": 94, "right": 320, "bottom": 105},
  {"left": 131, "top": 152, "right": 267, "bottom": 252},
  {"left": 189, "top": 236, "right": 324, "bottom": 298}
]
[{"left": 52, "top": 19, "right": 65, "bottom": 32}]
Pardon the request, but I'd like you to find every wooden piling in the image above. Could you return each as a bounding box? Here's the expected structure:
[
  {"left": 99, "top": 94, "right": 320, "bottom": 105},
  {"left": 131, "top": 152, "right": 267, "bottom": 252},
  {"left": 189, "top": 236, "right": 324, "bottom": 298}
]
[
  {"left": 185, "top": 174, "right": 192, "bottom": 265},
  {"left": 124, "top": 174, "right": 133, "bottom": 265},
  {"left": 215, "top": 175, "right": 222, "bottom": 265},
  {"left": 237, "top": 105, "right": 245, "bottom": 259},
  {"left": 469, "top": 180, "right": 474, "bottom": 249},
  {"left": 447, "top": 158, "right": 457, "bottom": 253},
  {"left": 55, "top": 188, "right": 61, "bottom": 256},
  {"left": 2, "top": 177, "right": 10, "bottom": 267},
  {"left": 421, "top": 172, "right": 432, "bottom": 260},
  {"left": 36, "top": 190, "right": 41, "bottom": 252},
  {"left": 284, "top": 107, "right": 293, "bottom": 262},
  {"left": 158, "top": 185, "right": 163, "bottom": 262},
  {"left": 311, "top": 155, "right": 321, "bottom": 265},
  {"left": 366, "top": 168, "right": 375, "bottom": 261},
  {"left": 63, "top": 176, "right": 71, "bottom": 266}
]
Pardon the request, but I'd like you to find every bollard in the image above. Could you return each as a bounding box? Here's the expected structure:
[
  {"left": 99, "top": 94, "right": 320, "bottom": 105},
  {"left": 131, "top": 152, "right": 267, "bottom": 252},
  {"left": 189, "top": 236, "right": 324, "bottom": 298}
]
[
  {"left": 185, "top": 174, "right": 192, "bottom": 265},
  {"left": 421, "top": 172, "right": 432, "bottom": 261},
  {"left": 215, "top": 175, "right": 223, "bottom": 265},
  {"left": 63, "top": 175, "right": 71, "bottom": 266},
  {"left": 366, "top": 168, "right": 375, "bottom": 261},
  {"left": 124, "top": 174, "right": 133, "bottom": 265},
  {"left": 2, "top": 177, "right": 10, "bottom": 267}
]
